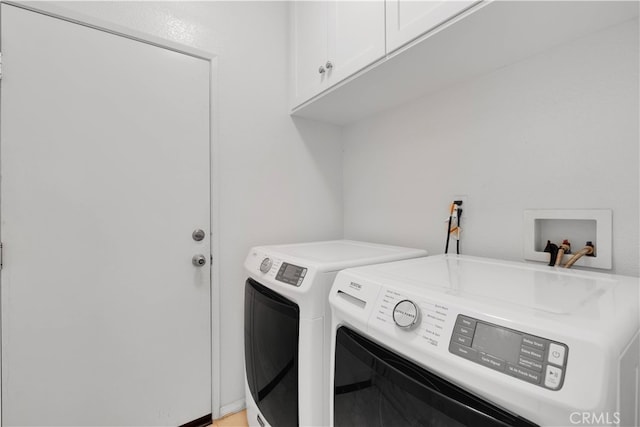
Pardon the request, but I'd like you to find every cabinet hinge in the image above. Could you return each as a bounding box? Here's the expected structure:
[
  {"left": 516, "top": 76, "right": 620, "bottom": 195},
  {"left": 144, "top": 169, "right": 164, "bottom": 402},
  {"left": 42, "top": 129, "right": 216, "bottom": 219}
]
[{"left": 0, "top": 242, "right": 4, "bottom": 270}]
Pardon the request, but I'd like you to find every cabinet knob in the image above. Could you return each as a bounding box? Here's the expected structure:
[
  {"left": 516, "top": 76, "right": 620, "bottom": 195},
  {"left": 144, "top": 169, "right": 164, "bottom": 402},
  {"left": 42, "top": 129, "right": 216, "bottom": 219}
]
[
  {"left": 318, "top": 65, "right": 325, "bottom": 74},
  {"left": 325, "top": 61, "right": 333, "bottom": 70}
]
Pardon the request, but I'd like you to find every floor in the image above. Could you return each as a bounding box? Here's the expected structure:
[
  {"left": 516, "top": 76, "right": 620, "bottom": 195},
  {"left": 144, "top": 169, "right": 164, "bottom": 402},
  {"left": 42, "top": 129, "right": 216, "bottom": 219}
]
[{"left": 211, "top": 410, "right": 249, "bottom": 427}]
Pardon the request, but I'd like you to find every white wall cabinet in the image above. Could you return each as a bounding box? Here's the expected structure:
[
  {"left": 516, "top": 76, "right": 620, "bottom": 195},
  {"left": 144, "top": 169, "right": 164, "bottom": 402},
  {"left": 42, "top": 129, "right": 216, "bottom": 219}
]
[
  {"left": 291, "top": 0, "right": 385, "bottom": 108},
  {"left": 290, "top": 0, "right": 477, "bottom": 110},
  {"left": 291, "top": 1, "right": 638, "bottom": 124},
  {"left": 386, "top": 0, "right": 478, "bottom": 52}
]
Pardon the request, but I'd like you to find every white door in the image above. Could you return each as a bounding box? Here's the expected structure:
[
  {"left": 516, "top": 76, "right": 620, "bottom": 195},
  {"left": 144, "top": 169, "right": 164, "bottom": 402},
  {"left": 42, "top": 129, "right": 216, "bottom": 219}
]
[
  {"left": 292, "top": 0, "right": 329, "bottom": 106},
  {"left": 329, "top": 0, "right": 385, "bottom": 83},
  {"left": 1, "top": 5, "right": 211, "bottom": 426},
  {"left": 386, "top": 0, "right": 478, "bottom": 52}
]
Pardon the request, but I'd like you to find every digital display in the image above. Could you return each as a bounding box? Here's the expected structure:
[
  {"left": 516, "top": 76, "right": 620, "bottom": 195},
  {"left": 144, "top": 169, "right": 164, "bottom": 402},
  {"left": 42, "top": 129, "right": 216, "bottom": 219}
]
[
  {"left": 472, "top": 322, "right": 521, "bottom": 362},
  {"left": 276, "top": 262, "right": 307, "bottom": 286},
  {"left": 282, "top": 264, "right": 302, "bottom": 281}
]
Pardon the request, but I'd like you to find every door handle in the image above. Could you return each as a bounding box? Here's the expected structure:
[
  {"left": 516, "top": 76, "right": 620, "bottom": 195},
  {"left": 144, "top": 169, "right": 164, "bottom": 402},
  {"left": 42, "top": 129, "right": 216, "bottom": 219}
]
[{"left": 192, "top": 254, "right": 207, "bottom": 267}]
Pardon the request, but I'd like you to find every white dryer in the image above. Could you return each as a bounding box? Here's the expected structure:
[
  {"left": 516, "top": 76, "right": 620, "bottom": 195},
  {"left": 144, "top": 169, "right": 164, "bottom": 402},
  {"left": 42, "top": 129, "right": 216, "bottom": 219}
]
[
  {"left": 329, "top": 254, "right": 639, "bottom": 427},
  {"left": 243, "top": 240, "right": 427, "bottom": 427}
]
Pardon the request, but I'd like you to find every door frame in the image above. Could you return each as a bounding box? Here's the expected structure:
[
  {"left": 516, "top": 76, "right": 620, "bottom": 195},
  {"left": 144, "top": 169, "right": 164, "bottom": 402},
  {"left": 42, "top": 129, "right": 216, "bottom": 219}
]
[{"left": 0, "top": 0, "right": 223, "bottom": 421}]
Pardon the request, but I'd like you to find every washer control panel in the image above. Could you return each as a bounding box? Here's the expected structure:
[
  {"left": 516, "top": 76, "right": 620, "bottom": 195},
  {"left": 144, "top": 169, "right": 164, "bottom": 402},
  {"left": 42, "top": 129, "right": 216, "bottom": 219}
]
[
  {"left": 275, "top": 262, "right": 308, "bottom": 287},
  {"left": 449, "top": 315, "right": 568, "bottom": 391}
]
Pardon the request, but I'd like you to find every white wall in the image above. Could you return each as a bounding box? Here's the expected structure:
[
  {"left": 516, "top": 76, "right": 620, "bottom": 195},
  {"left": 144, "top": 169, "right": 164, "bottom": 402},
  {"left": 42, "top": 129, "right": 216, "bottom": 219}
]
[
  {"left": 18, "top": 2, "right": 638, "bottom": 421},
  {"left": 343, "top": 19, "right": 639, "bottom": 277},
  {"left": 52, "top": 0, "right": 343, "bottom": 415}
]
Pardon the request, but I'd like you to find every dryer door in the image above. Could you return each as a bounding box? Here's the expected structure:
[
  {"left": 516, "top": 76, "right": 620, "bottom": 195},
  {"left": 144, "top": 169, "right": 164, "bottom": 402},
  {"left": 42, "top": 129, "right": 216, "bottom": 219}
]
[
  {"left": 334, "top": 327, "right": 539, "bottom": 427},
  {"left": 244, "top": 278, "right": 299, "bottom": 427}
]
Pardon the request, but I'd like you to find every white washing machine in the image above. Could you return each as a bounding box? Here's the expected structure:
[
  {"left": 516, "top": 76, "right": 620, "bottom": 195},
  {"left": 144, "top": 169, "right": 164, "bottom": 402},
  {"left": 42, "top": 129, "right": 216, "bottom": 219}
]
[
  {"left": 329, "top": 254, "right": 640, "bottom": 427},
  {"left": 243, "top": 240, "right": 427, "bottom": 427}
]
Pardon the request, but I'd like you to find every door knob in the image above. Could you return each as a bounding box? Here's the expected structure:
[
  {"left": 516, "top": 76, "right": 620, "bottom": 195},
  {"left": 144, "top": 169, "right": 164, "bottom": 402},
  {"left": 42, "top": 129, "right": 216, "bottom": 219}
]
[
  {"left": 192, "top": 254, "right": 207, "bottom": 267},
  {"left": 318, "top": 65, "right": 325, "bottom": 74},
  {"left": 192, "top": 229, "right": 206, "bottom": 241},
  {"left": 325, "top": 61, "right": 333, "bottom": 70}
]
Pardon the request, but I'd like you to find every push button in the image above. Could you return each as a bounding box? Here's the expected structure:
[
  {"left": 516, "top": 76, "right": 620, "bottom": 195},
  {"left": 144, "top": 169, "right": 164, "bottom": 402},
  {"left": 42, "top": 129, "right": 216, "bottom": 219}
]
[
  {"left": 520, "top": 345, "right": 544, "bottom": 361},
  {"left": 452, "top": 333, "right": 472, "bottom": 347},
  {"left": 548, "top": 343, "right": 566, "bottom": 366},
  {"left": 478, "top": 353, "right": 505, "bottom": 372},
  {"left": 456, "top": 316, "right": 477, "bottom": 329},
  {"left": 544, "top": 365, "right": 563, "bottom": 389},
  {"left": 506, "top": 364, "right": 541, "bottom": 384},
  {"left": 449, "top": 342, "right": 477, "bottom": 362},
  {"left": 522, "top": 335, "right": 546, "bottom": 351},
  {"left": 518, "top": 356, "right": 543, "bottom": 372},
  {"left": 455, "top": 324, "right": 475, "bottom": 338}
]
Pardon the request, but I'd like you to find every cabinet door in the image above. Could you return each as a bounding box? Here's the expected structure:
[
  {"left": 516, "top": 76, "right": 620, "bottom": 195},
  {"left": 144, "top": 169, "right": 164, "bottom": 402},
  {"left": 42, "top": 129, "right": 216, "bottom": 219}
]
[
  {"left": 292, "top": 1, "right": 329, "bottom": 106},
  {"left": 328, "top": 0, "right": 385, "bottom": 84},
  {"left": 386, "top": 0, "right": 478, "bottom": 52}
]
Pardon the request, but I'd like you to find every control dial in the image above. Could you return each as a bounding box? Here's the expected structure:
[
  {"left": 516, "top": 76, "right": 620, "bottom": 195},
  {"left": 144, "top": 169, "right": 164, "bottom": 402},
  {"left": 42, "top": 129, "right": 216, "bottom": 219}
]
[
  {"left": 393, "top": 300, "right": 420, "bottom": 329},
  {"left": 259, "top": 257, "right": 273, "bottom": 273}
]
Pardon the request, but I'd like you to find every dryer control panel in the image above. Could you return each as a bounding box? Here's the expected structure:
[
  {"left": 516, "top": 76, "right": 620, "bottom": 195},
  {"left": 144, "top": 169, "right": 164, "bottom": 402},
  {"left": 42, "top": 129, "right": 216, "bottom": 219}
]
[
  {"left": 275, "top": 262, "right": 308, "bottom": 286},
  {"left": 449, "top": 315, "right": 568, "bottom": 391}
]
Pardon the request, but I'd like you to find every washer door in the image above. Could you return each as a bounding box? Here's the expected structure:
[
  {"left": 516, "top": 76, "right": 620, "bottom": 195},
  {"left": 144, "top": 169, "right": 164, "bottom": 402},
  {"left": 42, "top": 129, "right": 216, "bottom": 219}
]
[
  {"left": 244, "top": 278, "right": 299, "bottom": 427},
  {"left": 334, "top": 327, "right": 539, "bottom": 427}
]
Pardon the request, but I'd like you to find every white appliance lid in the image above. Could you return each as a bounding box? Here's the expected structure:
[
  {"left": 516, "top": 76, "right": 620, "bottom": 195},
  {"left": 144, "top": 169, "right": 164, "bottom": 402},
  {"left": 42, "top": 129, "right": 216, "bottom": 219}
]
[
  {"left": 344, "top": 254, "right": 638, "bottom": 316},
  {"left": 257, "top": 240, "right": 426, "bottom": 272}
]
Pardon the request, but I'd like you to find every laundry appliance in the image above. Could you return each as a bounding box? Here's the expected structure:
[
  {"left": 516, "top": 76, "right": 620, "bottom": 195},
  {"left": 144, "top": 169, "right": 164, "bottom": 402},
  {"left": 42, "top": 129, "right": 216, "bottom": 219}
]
[
  {"left": 329, "top": 254, "right": 639, "bottom": 426},
  {"left": 243, "top": 240, "right": 427, "bottom": 427}
]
